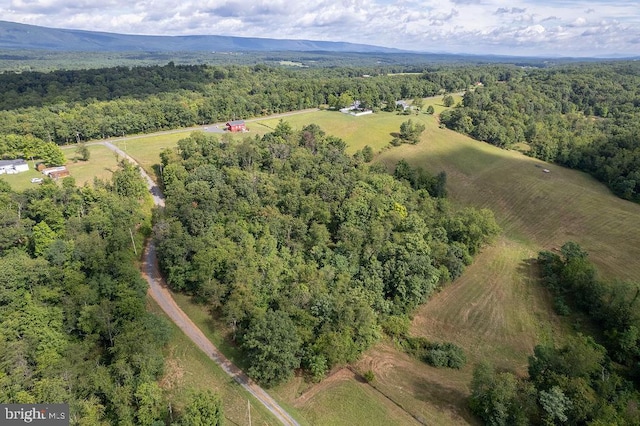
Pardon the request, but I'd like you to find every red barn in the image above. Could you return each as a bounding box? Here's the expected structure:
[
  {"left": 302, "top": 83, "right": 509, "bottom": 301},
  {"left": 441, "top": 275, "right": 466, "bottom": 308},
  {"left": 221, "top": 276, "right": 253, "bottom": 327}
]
[{"left": 226, "top": 120, "right": 246, "bottom": 132}]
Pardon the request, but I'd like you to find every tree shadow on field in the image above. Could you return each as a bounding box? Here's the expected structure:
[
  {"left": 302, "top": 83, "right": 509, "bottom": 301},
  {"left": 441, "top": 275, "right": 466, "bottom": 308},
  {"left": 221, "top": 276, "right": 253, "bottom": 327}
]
[
  {"left": 152, "top": 163, "right": 163, "bottom": 185},
  {"left": 409, "top": 375, "right": 480, "bottom": 425},
  {"left": 517, "top": 257, "right": 541, "bottom": 286}
]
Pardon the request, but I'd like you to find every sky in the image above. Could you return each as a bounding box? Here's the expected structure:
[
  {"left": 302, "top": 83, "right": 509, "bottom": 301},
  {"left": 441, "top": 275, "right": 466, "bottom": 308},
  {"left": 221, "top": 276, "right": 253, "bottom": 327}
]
[{"left": 2, "top": 0, "right": 640, "bottom": 57}]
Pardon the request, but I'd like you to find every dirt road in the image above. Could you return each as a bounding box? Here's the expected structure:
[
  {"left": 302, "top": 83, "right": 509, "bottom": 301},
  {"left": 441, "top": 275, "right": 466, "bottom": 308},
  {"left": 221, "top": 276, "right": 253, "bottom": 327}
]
[{"left": 102, "top": 142, "right": 300, "bottom": 426}]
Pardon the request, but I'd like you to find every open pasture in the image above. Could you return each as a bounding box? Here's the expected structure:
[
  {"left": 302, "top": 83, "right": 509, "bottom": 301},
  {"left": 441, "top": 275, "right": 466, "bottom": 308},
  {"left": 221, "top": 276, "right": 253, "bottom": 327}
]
[
  {"left": 376, "top": 124, "right": 640, "bottom": 282},
  {"left": 63, "top": 143, "right": 121, "bottom": 186},
  {"left": 255, "top": 109, "right": 430, "bottom": 154}
]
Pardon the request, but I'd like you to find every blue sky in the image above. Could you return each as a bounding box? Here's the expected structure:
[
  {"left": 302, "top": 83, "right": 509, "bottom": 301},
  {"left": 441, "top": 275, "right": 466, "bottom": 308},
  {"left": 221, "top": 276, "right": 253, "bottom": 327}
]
[{"left": 3, "top": 0, "right": 639, "bottom": 56}]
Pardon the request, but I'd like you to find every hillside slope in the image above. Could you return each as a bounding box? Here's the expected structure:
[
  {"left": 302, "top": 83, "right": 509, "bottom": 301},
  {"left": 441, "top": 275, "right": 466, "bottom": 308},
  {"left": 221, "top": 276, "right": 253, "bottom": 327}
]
[{"left": 0, "top": 20, "right": 401, "bottom": 53}]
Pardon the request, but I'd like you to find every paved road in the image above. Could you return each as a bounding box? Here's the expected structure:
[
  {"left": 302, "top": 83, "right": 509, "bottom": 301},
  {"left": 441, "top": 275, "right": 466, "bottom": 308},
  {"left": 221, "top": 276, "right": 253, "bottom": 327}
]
[{"left": 102, "top": 142, "right": 300, "bottom": 426}]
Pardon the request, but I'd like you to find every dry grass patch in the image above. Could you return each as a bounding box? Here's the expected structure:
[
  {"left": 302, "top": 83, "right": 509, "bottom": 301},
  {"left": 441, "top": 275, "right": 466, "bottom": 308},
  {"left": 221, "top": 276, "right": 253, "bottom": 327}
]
[
  {"left": 296, "top": 378, "right": 420, "bottom": 426},
  {"left": 411, "top": 237, "right": 565, "bottom": 371},
  {"left": 354, "top": 343, "right": 478, "bottom": 426}
]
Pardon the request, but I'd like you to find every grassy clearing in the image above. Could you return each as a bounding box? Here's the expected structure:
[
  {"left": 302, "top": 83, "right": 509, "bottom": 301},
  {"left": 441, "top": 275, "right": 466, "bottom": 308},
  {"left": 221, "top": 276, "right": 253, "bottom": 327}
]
[
  {"left": 63, "top": 144, "right": 120, "bottom": 186},
  {"left": 146, "top": 297, "right": 281, "bottom": 426},
  {"left": 255, "top": 109, "right": 432, "bottom": 154},
  {"left": 112, "top": 128, "right": 263, "bottom": 178},
  {"left": 355, "top": 343, "right": 478, "bottom": 425},
  {"left": 256, "top": 109, "right": 401, "bottom": 154},
  {"left": 3, "top": 144, "right": 120, "bottom": 190},
  {"left": 369, "top": 109, "right": 640, "bottom": 423},
  {"left": 410, "top": 237, "right": 565, "bottom": 369},
  {"left": 376, "top": 125, "right": 640, "bottom": 281},
  {"left": 111, "top": 130, "right": 195, "bottom": 176},
  {"left": 296, "top": 379, "right": 419, "bottom": 426}
]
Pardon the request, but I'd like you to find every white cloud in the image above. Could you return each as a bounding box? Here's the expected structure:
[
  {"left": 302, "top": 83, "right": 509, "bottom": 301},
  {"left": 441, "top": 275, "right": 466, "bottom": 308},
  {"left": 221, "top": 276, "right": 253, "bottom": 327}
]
[{"left": 1, "top": 0, "right": 639, "bottom": 56}]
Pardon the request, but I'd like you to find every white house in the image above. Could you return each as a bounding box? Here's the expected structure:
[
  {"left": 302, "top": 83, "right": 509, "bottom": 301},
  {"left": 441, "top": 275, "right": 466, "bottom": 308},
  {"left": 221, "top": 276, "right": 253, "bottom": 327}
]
[
  {"left": 0, "top": 159, "right": 29, "bottom": 175},
  {"left": 395, "top": 100, "right": 410, "bottom": 110},
  {"left": 339, "top": 100, "right": 373, "bottom": 116}
]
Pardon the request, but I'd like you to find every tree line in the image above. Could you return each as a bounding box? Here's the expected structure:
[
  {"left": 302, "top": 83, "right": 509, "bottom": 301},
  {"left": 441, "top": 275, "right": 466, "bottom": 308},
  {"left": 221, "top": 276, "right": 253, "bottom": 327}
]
[
  {"left": 440, "top": 62, "right": 640, "bottom": 201},
  {"left": 153, "top": 124, "right": 499, "bottom": 387}
]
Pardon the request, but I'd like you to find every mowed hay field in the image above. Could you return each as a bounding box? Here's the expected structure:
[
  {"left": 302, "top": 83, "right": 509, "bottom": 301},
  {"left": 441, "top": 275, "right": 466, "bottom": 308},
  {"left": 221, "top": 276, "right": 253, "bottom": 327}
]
[
  {"left": 370, "top": 108, "right": 640, "bottom": 423},
  {"left": 377, "top": 121, "right": 640, "bottom": 282}
]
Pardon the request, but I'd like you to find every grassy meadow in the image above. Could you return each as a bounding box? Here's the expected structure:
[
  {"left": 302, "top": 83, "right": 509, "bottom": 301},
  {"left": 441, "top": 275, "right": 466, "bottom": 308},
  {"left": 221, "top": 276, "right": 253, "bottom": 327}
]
[
  {"left": 62, "top": 144, "right": 121, "bottom": 186},
  {"left": 0, "top": 166, "right": 45, "bottom": 191},
  {"left": 91, "top": 93, "right": 640, "bottom": 425}
]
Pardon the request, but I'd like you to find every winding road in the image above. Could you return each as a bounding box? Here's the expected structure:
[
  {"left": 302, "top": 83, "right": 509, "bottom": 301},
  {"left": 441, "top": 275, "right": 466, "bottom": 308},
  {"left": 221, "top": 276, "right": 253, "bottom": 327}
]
[{"left": 102, "top": 142, "right": 300, "bottom": 426}]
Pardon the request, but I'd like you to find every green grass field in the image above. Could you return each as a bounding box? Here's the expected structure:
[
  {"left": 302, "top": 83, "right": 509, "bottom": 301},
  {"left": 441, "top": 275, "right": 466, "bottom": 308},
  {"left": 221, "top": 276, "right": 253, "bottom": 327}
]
[
  {"left": 94, "top": 93, "right": 640, "bottom": 425},
  {"left": 3, "top": 144, "right": 120, "bottom": 190},
  {"left": 63, "top": 144, "right": 121, "bottom": 186},
  {"left": 370, "top": 103, "right": 640, "bottom": 423},
  {"left": 1, "top": 167, "right": 45, "bottom": 191},
  {"left": 254, "top": 95, "right": 461, "bottom": 155}
]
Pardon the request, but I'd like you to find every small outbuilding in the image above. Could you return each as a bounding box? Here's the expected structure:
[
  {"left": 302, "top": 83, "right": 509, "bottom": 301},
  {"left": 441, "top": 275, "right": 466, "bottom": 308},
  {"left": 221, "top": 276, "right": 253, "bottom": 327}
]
[
  {"left": 49, "top": 169, "right": 70, "bottom": 180},
  {"left": 42, "top": 166, "right": 70, "bottom": 180},
  {"left": 0, "top": 159, "right": 29, "bottom": 175},
  {"left": 226, "top": 120, "right": 246, "bottom": 132}
]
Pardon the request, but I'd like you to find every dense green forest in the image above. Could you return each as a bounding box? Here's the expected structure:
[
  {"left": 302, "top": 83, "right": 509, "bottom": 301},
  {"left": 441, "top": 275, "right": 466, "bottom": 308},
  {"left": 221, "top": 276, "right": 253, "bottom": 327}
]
[
  {"left": 0, "top": 49, "right": 563, "bottom": 73},
  {"left": 153, "top": 125, "right": 499, "bottom": 386},
  {"left": 0, "top": 168, "right": 222, "bottom": 424},
  {"left": 470, "top": 243, "right": 640, "bottom": 425},
  {"left": 440, "top": 62, "right": 640, "bottom": 201},
  {"left": 0, "top": 167, "right": 168, "bottom": 424},
  {"left": 0, "top": 62, "right": 497, "bottom": 145}
]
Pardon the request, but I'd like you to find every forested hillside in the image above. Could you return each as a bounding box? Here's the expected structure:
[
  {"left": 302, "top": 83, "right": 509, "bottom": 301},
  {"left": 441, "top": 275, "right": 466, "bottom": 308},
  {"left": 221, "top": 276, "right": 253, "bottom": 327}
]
[
  {"left": 153, "top": 125, "right": 499, "bottom": 386},
  {"left": 0, "top": 167, "right": 171, "bottom": 423},
  {"left": 440, "top": 62, "right": 640, "bottom": 201}
]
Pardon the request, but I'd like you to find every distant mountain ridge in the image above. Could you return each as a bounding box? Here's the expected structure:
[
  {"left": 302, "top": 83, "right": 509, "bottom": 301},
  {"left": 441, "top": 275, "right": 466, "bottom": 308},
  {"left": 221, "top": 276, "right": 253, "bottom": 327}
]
[{"left": 0, "top": 20, "right": 403, "bottom": 53}]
